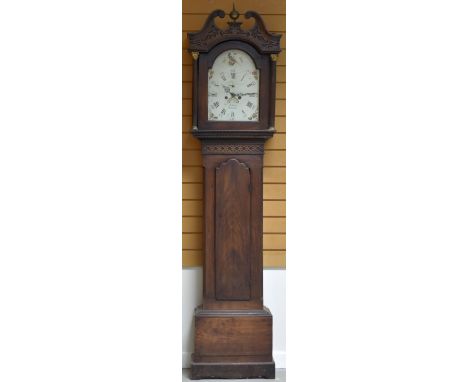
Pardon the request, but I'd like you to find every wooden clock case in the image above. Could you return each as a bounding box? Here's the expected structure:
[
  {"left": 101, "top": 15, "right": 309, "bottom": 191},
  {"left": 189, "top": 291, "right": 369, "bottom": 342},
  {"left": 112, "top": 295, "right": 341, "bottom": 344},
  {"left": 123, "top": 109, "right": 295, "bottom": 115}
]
[{"left": 187, "top": 8, "right": 281, "bottom": 379}]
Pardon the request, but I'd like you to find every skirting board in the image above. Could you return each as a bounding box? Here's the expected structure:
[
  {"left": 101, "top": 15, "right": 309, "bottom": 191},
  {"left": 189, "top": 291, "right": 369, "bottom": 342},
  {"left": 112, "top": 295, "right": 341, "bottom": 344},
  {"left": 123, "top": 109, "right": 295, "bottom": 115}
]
[{"left": 182, "top": 351, "right": 286, "bottom": 369}]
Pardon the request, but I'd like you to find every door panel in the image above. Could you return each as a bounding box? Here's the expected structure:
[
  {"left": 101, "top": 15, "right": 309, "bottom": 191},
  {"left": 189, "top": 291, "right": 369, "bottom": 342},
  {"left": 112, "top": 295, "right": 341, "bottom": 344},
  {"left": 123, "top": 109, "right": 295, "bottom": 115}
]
[{"left": 215, "top": 158, "right": 251, "bottom": 300}]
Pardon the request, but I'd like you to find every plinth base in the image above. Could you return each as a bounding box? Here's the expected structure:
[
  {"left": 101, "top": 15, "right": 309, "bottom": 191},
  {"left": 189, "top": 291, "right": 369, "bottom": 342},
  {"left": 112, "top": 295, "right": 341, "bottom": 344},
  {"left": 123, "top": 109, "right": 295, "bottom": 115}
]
[
  {"left": 191, "top": 361, "right": 275, "bottom": 379},
  {"left": 190, "top": 306, "right": 275, "bottom": 379}
]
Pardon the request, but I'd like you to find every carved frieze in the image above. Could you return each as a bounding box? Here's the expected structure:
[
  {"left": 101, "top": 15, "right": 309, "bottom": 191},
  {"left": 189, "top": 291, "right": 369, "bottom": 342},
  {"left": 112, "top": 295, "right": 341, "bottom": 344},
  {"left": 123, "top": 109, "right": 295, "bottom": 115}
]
[{"left": 202, "top": 143, "right": 264, "bottom": 155}]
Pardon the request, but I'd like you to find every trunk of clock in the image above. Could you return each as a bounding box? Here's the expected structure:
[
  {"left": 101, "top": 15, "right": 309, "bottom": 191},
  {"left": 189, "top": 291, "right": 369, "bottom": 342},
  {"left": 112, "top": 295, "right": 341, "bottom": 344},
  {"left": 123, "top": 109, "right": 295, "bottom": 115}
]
[{"left": 190, "top": 141, "right": 274, "bottom": 380}]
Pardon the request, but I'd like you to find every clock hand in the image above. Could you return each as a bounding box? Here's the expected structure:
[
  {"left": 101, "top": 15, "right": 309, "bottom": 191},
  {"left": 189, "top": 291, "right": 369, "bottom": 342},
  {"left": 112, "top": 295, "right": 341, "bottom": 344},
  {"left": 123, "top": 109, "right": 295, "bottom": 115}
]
[{"left": 227, "top": 92, "right": 240, "bottom": 103}]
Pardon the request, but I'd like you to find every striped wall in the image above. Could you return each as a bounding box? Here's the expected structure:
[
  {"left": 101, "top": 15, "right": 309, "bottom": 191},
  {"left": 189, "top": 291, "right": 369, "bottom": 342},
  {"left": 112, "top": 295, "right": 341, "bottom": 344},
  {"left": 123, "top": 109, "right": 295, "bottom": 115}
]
[{"left": 182, "top": 0, "right": 286, "bottom": 268}]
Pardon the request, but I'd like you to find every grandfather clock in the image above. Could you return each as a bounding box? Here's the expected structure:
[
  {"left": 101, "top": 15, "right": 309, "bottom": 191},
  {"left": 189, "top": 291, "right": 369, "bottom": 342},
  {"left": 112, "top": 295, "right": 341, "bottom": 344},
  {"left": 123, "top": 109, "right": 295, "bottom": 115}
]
[{"left": 188, "top": 6, "right": 281, "bottom": 380}]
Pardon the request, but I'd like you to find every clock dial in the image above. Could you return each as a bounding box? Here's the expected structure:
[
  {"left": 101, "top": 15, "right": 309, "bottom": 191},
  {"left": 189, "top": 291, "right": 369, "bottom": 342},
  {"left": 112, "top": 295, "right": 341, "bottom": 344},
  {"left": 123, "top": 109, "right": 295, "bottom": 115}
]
[{"left": 208, "top": 49, "right": 259, "bottom": 122}]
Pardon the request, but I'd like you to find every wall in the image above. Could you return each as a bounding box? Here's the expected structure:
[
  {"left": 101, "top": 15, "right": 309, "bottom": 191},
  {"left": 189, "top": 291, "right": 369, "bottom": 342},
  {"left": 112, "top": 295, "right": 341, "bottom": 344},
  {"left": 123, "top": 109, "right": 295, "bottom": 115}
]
[
  {"left": 182, "top": 0, "right": 286, "bottom": 268},
  {"left": 182, "top": 268, "right": 286, "bottom": 368}
]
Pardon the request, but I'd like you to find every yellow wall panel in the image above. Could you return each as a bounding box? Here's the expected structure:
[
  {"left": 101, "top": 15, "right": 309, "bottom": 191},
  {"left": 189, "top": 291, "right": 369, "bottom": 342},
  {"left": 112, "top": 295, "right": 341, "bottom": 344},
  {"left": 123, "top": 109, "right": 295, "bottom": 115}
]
[
  {"left": 182, "top": 150, "right": 202, "bottom": 166},
  {"left": 263, "top": 167, "right": 286, "bottom": 183},
  {"left": 276, "top": 100, "right": 286, "bottom": 116},
  {"left": 182, "top": 82, "right": 191, "bottom": 99},
  {"left": 182, "top": 200, "right": 204, "bottom": 216},
  {"left": 263, "top": 234, "right": 286, "bottom": 250},
  {"left": 182, "top": 65, "right": 192, "bottom": 82},
  {"left": 182, "top": 99, "right": 192, "bottom": 116},
  {"left": 264, "top": 150, "right": 285, "bottom": 167},
  {"left": 182, "top": 166, "right": 203, "bottom": 183},
  {"left": 182, "top": 233, "right": 203, "bottom": 249},
  {"left": 182, "top": 183, "right": 203, "bottom": 200},
  {"left": 263, "top": 217, "right": 286, "bottom": 233},
  {"left": 263, "top": 201, "right": 286, "bottom": 216},
  {"left": 183, "top": 217, "right": 204, "bottom": 233},
  {"left": 182, "top": 116, "right": 192, "bottom": 132},
  {"left": 182, "top": 133, "right": 201, "bottom": 150},
  {"left": 275, "top": 117, "right": 286, "bottom": 133},
  {"left": 277, "top": 66, "right": 286, "bottom": 83},
  {"left": 276, "top": 83, "right": 286, "bottom": 99},
  {"left": 182, "top": 250, "right": 204, "bottom": 267},
  {"left": 264, "top": 134, "right": 285, "bottom": 150},
  {"left": 264, "top": 184, "right": 286, "bottom": 200},
  {"left": 276, "top": 52, "right": 286, "bottom": 66},
  {"left": 263, "top": 252, "right": 286, "bottom": 268},
  {"left": 182, "top": 1, "right": 285, "bottom": 268},
  {"left": 182, "top": 50, "right": 191, "bottom": 65}
]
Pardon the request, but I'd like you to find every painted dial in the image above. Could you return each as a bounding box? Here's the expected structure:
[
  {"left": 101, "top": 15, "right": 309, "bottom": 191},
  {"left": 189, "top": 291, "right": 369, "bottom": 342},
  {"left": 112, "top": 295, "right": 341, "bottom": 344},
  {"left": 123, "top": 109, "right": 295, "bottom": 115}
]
[{"left": 207, "top": 49, "right": 259, "bottom": 122}]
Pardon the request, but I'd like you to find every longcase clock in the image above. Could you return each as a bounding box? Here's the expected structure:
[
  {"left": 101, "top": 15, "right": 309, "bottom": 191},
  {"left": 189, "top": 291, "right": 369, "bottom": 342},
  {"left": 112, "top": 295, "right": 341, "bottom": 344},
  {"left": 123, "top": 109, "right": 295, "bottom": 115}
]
[{"left": 187, "top": 6, "right": 282, "bottom": 380}]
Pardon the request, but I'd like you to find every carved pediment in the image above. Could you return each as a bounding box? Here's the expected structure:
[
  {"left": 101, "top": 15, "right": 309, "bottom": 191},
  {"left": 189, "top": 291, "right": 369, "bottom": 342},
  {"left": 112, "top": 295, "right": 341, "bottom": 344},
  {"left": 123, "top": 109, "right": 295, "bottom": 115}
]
[{"left": 188, "top": 9, "right": 282, "bottom": 54}]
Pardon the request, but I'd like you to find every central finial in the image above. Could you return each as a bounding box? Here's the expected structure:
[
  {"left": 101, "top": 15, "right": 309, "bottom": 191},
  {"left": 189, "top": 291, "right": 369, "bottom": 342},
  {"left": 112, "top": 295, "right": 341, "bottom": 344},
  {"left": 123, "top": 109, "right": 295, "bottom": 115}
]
[{"left": 229, "top": 2, "right": 240, "bottom": 21}]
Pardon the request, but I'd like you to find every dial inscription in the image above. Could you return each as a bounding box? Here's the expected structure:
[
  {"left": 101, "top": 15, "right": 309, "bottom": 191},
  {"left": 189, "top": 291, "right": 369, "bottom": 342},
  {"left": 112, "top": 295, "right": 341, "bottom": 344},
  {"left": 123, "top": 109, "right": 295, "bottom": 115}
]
[{"left": 208, "top": 49, "right": 259, "bottom": 121}]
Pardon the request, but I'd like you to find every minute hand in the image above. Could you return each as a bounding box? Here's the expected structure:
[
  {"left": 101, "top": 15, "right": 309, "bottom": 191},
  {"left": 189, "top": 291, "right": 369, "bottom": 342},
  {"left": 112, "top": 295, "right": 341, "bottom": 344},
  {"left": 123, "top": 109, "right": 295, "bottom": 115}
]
[{"left": 237, "top": 92, "right": 258, "bottom": 96}]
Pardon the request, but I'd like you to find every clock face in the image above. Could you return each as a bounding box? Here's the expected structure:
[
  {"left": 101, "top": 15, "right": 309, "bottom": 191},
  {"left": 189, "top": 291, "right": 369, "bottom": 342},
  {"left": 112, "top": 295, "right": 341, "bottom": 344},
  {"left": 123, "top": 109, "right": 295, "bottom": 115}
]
[{"left": 208, "top": 49, "right": 260, "bottom": 122}]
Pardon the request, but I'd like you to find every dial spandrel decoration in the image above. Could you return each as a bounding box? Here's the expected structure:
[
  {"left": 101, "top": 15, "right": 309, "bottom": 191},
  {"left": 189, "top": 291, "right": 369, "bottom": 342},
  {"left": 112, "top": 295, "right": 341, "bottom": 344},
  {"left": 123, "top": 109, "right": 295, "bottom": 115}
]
[{"left": 208, "top": 49, "right": 259, "bottom": 122}]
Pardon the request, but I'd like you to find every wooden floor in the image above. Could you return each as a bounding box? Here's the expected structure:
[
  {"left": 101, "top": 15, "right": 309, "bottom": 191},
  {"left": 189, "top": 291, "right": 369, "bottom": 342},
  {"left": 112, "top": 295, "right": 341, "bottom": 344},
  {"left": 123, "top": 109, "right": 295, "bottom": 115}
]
[{"left": 182, "top": 368, "right": 286, "bottom": 381}]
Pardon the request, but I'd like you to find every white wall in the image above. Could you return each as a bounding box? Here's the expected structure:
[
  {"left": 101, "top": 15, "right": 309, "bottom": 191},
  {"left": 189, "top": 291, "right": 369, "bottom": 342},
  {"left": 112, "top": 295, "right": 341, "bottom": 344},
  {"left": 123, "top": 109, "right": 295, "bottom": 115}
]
[{"left": 182, "top": 268, "right": 286, "bottom": 368}]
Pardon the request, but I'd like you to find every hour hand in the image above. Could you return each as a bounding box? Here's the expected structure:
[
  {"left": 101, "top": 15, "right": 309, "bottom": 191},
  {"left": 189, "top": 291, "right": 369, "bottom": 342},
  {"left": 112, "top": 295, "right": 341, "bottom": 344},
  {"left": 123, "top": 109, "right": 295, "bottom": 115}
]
[{"left": 227, "top": 92, "right": 239, "bottom": 102}]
